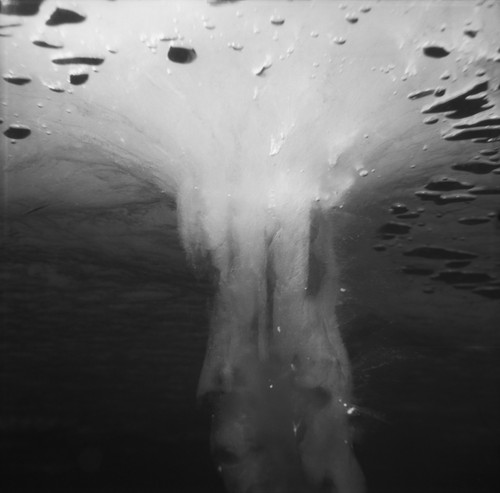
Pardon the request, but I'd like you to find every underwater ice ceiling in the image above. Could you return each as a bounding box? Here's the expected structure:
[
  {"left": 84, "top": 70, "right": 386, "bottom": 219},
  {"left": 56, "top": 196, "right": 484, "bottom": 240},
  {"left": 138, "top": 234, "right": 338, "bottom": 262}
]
[{"left": 1, "top": 1, "right": 499, "bottom": 492}]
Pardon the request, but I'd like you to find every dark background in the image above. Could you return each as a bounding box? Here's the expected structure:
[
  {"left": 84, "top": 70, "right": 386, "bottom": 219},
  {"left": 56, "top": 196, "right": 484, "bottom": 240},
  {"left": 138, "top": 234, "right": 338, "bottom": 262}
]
[{"left": 1, "top": 201, "right": 499, "bottom": 493}]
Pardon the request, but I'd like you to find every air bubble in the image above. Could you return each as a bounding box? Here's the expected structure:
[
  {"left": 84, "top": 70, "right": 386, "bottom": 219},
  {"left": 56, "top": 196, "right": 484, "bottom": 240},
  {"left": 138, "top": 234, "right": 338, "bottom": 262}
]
[
  {"left": 159, "top": 34, "right": 178, "bottom": 42},
  {"left": 310, "top": 31, "right": 319, "bottom": 38},
  {"left": 32, "top": 39, "right": 64, "bottom": 49},
  {"left": 168, "top": 46, "right": 197, "bottom": 64},
  {"left": 479, "top": 149, "right": 498, "bottom": 156},
  {"left": 423, "top": 45, "right": 450, "bottom": 58},
  {"left": 254, "top": 58, "right": 272, "bottom": 76},
  {"left": 3, "top": 124, "right": 31, "bottom": 140},
  {"left": 425, "top": 177, "right": 473, "bottom": 191},
  {"left": 464, "top": 28, "right": 479, "bottom": 38},
  {"left": 440, "top": 70, "right": 451, "bottom": 80},
  {"left": 358, "top": 169, "right": 368, "bottom": 177},
  {"left": 52, "top": 56, "right": 104, "bottom": 66},
  {"left": 390, "top": 203, "right": 408, "bottom": 214},
  {"left": 69, "top": 72, "right": 89, "bottom": 85},
  {"left": 270, "top": 14, "right": 285, "bottom": 26},
  {"left": 2, "top": 74, "right": 32, "bottom": 86},
  {"left": 45, "top": 8, "right": 86, "bottom": 26},
  {"left": 228, "top": 42, "right": 243, "bottom": 51},
  {"left": 379, "top": 222, "right": 411, "bottom": 235},
  {"left": 458, "top": 216, "right": 490, "bottom": 225},
  {"left": 408, "top": 88, "right": 434, "bottom": 100},
  {"left": 345, "top": 13, "right": 359, "bottom": 23},
  {"left": 452, "top": 161, "right": 499, "bottom": 174},
  {"left": 333, "top": 37, "right": 346, "bottom": 45},
  {"left": 404, "top": 246, "right": 477, "bottom": 260}
]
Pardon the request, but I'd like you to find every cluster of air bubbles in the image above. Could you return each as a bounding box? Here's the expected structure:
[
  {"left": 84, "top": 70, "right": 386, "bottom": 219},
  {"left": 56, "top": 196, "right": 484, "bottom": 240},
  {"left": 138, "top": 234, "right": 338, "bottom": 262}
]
[{"left": 385, "top": 64, "right": 397, "bottom": 74}]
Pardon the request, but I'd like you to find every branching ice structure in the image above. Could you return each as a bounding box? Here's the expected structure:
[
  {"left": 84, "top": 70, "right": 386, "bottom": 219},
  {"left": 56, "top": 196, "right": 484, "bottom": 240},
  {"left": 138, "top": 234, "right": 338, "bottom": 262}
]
[{"left": 2, "top": 0, "right": 500, "bottom": 491}]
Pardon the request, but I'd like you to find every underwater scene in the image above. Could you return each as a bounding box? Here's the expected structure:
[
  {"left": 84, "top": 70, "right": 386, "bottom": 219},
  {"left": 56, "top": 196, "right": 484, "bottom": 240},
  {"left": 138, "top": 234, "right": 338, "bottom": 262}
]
[{"left": 1, "top": 1, "right": 499, "bottom": 492}]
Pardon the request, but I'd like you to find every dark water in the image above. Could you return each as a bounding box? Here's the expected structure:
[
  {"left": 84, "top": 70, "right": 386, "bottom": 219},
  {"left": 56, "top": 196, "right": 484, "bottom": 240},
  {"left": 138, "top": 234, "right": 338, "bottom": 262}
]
[{"left": 1, "top": 213, "right": 499, "bottom": 493}]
